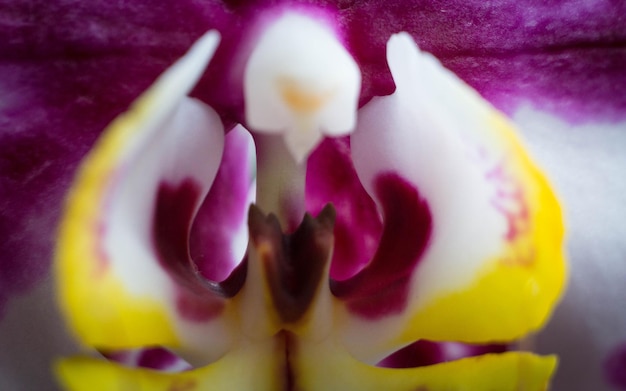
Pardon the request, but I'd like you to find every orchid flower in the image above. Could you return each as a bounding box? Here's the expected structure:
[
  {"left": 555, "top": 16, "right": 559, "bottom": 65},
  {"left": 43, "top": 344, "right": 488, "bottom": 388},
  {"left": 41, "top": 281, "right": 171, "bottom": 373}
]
[{"left": 0, "top": 1, "right": 624, "bottom": 391}]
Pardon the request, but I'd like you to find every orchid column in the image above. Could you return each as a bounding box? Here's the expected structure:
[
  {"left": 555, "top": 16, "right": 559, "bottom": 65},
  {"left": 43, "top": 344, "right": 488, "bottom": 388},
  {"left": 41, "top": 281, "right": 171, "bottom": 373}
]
[
  {"left": 245, "top": 13, "right": 360, "bottom": 227},
  {"left": 53, "top": 8, "right": 566, "bottom": 391}
]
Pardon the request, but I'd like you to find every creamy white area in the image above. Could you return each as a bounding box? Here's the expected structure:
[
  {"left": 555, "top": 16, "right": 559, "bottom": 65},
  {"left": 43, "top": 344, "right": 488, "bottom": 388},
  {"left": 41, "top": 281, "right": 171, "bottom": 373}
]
[
  {"left": 514, "top": 106, "right": 626, "bottom": 391},
  {"left": 244, "top": 13, "right": 361, "bottom": 162}
]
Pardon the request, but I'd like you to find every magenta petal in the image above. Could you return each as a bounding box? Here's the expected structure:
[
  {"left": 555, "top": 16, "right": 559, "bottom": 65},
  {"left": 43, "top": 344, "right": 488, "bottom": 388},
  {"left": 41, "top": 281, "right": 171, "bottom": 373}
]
[
  {"left": 0, "top": 59, "right": 137, "bottom": 384},
  {"left": 0, "top": 57, "right": 175, "bottom": 314},
  {"left": 345, "top": 0, "right": 626, "bottom": 121},
  {"left": 305, "top": 137, "right": 382, "bottom": 280},
  {"left": 446, "top": 49, "right": 626, "bottom": 123},
  {"left": 0, "top": 1, "right": 231, "bottom": 312},
  {"left": 0, "top": 1, "right": 228, "bottom": 56}
]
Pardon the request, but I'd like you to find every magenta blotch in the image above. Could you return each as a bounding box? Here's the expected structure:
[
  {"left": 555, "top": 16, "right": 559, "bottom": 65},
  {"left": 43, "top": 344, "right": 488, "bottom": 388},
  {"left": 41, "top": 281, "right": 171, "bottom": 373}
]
[
  {"left": 330, "top": 173, "right": 432, "bottom": 318},
  {"left": 152, "top": 180, "right": 224, "bottom": 322}
]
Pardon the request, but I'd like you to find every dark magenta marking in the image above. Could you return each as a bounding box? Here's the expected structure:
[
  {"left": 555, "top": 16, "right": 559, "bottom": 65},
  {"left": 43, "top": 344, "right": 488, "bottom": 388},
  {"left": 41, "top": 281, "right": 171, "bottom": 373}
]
[
  {"left": 153, "top": 179, "right": 223, "bottom": 322},
  {"left": 100, "top": 347, "right": 190, "bottom": 371},
  {"left": 152, "top": 179, "right": 247, "bottom": 322},
  {"left": 136, "top": 347, "right": 187, "bottom": 370},
  {"left": 306, "top": 137, "right": 383, "bottom": 281},
  {"left": 248, "top": 204, "right": 336, "bottom": 323},
  {"left": 330, "top": 173, "right": 432, "bottom": 318},
  {"left": 378, "top": 340, "right": 507, "bottom": 368},
  {"left": 604, "top": 341, "right": 626, "bottom": 390}
]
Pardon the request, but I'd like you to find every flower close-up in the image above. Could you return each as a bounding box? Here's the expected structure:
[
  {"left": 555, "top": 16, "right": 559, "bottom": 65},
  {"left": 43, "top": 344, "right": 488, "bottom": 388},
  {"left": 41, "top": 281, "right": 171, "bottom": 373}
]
[{"left": 0, "top": 1, "right": 625, "bottom": 390}]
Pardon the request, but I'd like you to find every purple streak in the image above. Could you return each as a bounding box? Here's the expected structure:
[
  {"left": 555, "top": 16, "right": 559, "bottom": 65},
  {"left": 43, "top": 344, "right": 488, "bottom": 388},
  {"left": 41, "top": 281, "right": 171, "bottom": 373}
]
[{"left": 378, "top": 339, "right": 508, "bottom": 368}]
